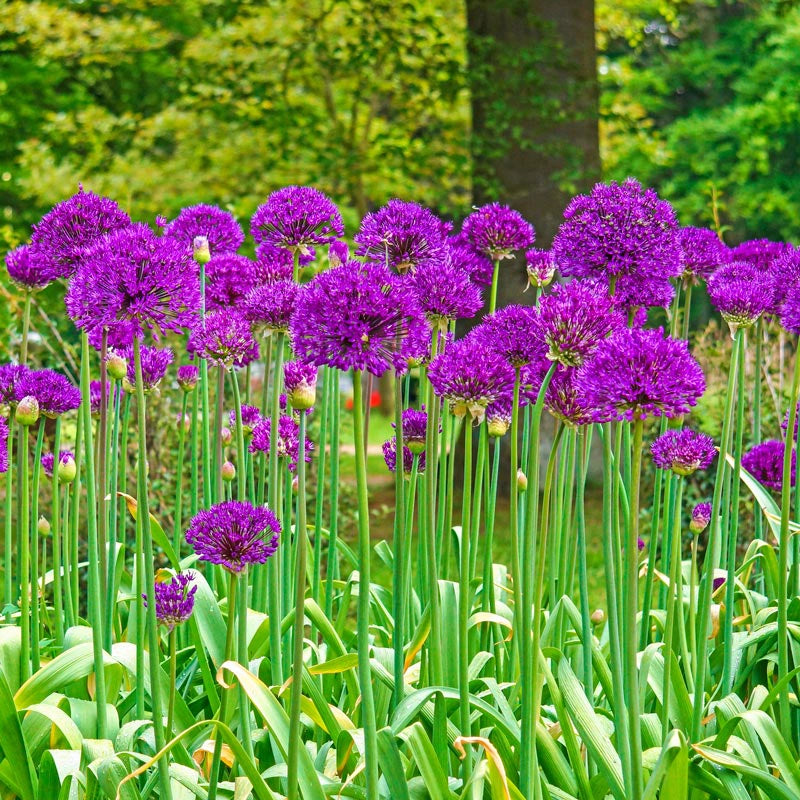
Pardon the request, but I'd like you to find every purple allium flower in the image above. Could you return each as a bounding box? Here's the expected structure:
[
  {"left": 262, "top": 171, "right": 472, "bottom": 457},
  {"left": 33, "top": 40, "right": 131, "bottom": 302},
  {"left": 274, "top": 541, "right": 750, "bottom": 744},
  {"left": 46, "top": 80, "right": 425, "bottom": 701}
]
[
  {"left": 249, "top": 415, "right": 312, "bottom": 472},
  {"left": 15, "top": 369, "right": 81, "bottom": 418},
  {"left": 283, "top": 360, "right": 318, "bottom": 410},
  {"left": 163, "top": 204, "right": 244, "bottom": 256},
  {"left": 290, "top": 263, "right": 429, "bottom": 377},
  {"left": 123, "top": 345, "right": 174, "bottom": 391},
  {"left": 382, "top": 436, "right": 425, "bottom": 474},
  {"left": 392, "top": 407, "right": 428, "bottom": 453},
  {"left": 732, "top": 239, "right": 792, "bottom": 271},
  {"left": 187, "top": 311, "right": 256, "bottom": 369},
  {"left": 428, "top": 335, "right": 514, "bottom": 423},
  {"left": 461, "top": 203, "right": 535, "bottom": 261},
  {"left": 90, "top": 381, "right": 120, "bottom": 415},
  {"left": 177, "top": 364, "right": 199, "bottom": 392},
  {"left": 712, "top": 575, "right": 726, "bottom": 592},
  {"left": 205, "top": 254, "right": 258, "bottom": 308},
  {"left": 544, "top": 367, "right": 594, "bottom": 428},
  {"left": 230, "top": 404, "right": 262, "bottom": 434},
  {"left": 611, "top": 273, "right": 675, "bottom": 310},
  {"left": 186, "top": 501, "right": 280, "bottom": 573},
  {"left": 355, "top": 199, "right": 447, "bottom": 274},
  {"left": 329, "top": 241, "right": 350, "bottom": 267},
  {"left": 536, "top": 281, "right": 622, "bottom": 367},
  {"left": 771, "top": 247, "right": 800, "bottom": 311},
  {"left": 0, "top": 363, "right": 30, "bottom": 406},
  {"left": 0, "top": 417, "right": 8, "bottom": 473},
  {"left": 486, "top": 395, "right": 513, "bottom": 437},
  {"left": 5, "top": 245, "right": 56, "bottom": 291},
  {"left": 691, "top": 502, "right": 712, "bottom": 533},
  {"left": 29, "top": 188, "right": 131, "bottom": 279},
  {"left": 41, "top": 449, "right": 74, "bottom": 479},
  {"left": 707, "top": 262, "right": 772, "bottom": 330},
  {"left": 410, "top": 258, "right": 483, "bottom": 325},
  {"left": 473, "top": 305, "right": 546, "bottom": 369},
  {"left": 552, "top": 179, "right": 681, "bottom": 284},
  {"left": 447, "top": 233, "right": 495, "bottom": 288},
  {"left": 742, "top": 439, "right": 795, "bottom": 492},
  {"left": 577, "top": 327, "right": 705, "bottom": 422},
  {"left": 679, "top": 227, "right": 732, "bottom": 282},
  {"left": 650, "top": 429, "right": 716, "bottom": 475},
  {"left": 254, "top": 242, "right": 296, "bottom": 284},
  {"left": 781, "top": 404, "right": 800, "bottom": 443},
  {"left": 525, "top": 248, "right": 557, "bottom": 289},
  {"left": 86, "top": 319, "right": 140, "bottom": 351},
  {"left": 143, "top": 572, "right": 197, "bottom": 631},
  {"left": 242, "top": 280, "right": 299, "bottom": 334},
  {"left": 251, "top": 186, "right": 343, "bottom": 255},
  {"left": 66, "top": 223, "right": 199, "bottom": 339}
]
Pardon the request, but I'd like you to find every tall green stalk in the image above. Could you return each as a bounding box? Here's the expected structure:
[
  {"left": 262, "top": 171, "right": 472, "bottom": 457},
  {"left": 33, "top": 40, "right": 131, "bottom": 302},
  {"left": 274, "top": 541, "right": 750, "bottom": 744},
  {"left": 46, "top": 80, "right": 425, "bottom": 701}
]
[
  {"left": 173, "top": 391, "right": 189, "bottom": 555},
  {"left": 3, "top": 417, "right": 13, "bottom": 625},
  {"left": 507, "top": 368, "right": 523, "bottom": 674},
  {"left": 391, "top": 373, "right": 407, "bottom": 709},
  {"left": 51, "top": 418, "right": 65, "bottom": 645},
  {"left": 458, "top": 420, "right": 474, "bottom": 775},
  {"left": 18, "top": 418, "right": 31, "bottom": 682},
  {"left": 30, "top": 421, "right": 45, "bottom": 672}
]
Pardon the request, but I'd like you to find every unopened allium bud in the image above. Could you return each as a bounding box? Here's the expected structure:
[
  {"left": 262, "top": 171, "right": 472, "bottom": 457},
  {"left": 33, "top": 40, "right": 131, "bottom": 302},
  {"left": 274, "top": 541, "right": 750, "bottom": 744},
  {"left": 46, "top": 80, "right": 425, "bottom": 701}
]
[
  {"left": 590, "top": 609, "right": 605, "bottom": 625},
  {"left": 15, "top": 395, "right": 39, "bottom": 426},
  {"left": 193, "top": 235, "right": 211, "bottom": 266},
  {"left": 221, "top": 461, "right": 236, "bottom": 483},
  {"left": 38, "top": 516, "right": 51, "bottom": 536},
  {"left": 122, "top": 377, "right": 135, "bottom": 394},
  {"left": 525, "top": 248, "right": 556, "bottom": 289},
  {"left": 517, "top": 469, "right": 528, "bottom": 491},
  {"left": 106, "top": 351, "right": 128, "bottom": 381},
  {"left": 690, "top": 502, "right": 712, "bottom": 534},
  {"left": 292, "top": 475, "right": 299, "bottom": 494},
  {"left": 284, "top": 361, "right": 317, "bottom": 411},
  {"left": 177, "top": 412, "right": 191, "bottom": 432},
  {"left": 58, "top": 454, "right": 77, "bottom": 483},
  {"left": 177, "top": 364, "right": 199, "bottom": 392},
  {"left": 220, "top": 427, "right": 232, "bottom": 446}
]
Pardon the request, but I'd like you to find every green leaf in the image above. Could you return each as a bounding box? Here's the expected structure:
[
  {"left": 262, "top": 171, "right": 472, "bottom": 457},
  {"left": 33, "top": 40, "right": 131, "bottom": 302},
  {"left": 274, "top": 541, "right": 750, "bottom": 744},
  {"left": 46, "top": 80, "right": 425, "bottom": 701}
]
[{"left": 0, "top": 667, "right": 37, "bottom": 800}]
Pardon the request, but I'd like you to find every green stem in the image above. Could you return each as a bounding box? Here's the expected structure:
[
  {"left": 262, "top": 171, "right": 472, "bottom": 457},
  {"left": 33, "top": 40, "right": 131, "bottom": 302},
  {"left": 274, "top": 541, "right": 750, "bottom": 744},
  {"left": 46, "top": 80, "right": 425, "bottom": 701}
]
[
  {"left": 20, "top": 293, "right": 31, "bottom": 365},
  {"left": 18, "top": 421, "right": 31, "bottom": 682},
  {"left": 97, "top": 331, "right": 109, "bottom": 642},
  {"left": 325, "top": 379, "right": 341, "bottom": 620},
  {"left": 105, "top": 380, "right": 121, "bottom": 647},
  {"left": 508, "top": 368, "right": 523, "bottom": 675},
  {"left": 167, "top": 627, "right": 177, "bottom": 739},
  {"left": 312, "top": 367, "right": 330, "bottom": 605},
  {"left": 51, "top": 418, "right": 64, "bottom": 645},
  {"left": 458, "top": 420, "right": 474, "bottom": 775},
  {"left": 489, "top": 260, "right": 500, "bottom": 314},
  {"left": 391, "top": 374, "right": 406, "bottom": 709},
  {"left": 3, "top": 418, "right": 13, "bottom": 624},
  {"left": 30, "top": 421, "right": 45, "bottom": 672},
  {"left": 173, "top": 393, "right": 189, "bottom": 555}
]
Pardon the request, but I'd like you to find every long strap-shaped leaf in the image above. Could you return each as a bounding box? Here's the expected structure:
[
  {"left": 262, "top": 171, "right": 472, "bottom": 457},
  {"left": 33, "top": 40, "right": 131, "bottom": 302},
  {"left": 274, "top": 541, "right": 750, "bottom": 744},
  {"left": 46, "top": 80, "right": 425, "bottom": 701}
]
[{"left": 0, "top": 667, "right": 37, "bottom": 800}]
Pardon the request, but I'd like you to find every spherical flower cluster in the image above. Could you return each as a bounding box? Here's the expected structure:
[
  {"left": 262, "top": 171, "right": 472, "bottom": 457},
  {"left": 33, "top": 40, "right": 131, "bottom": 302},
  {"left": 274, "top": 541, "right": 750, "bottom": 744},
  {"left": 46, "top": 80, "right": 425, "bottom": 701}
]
[
  {"left": 41, "top": 450, "right": 75, "bottom": 480},
  {"left": 249, "top": 415, "right": 313, "bottom": 472},
  {"left": 732, "top": 239, "right": 792, "bottom": 271},
  {"left": 536, "top": 281, "right": 621, "bottom": 367},
  {"left": 89, "top": 381, "right": 120, "bottom": 416},
  {"left": 410, "top": 259, "right": 482, "bottom": 326},
  {"left": 283, "top": 360, "right": 318, "bottom": 410},
  {"left": 650, "top": 429, "right": 716, "bottom": 475},
  {"left": 742, "top": 440, "right": 795, "bottom": 492},
  {"left": 15, "top": 369, "right": 81, "bottom": 418},
  {"left": 428, "top": 335, "right": 514, "bottom": 423},
  {"left": 355, "top": 199, "right": 447, "bottom": 274},
  {"left": 186, "top": 500, "right": 281, "bottom": 573},
  {"left": 0, "top": 363, "right": 30, "bottom": 406},
  {"left": 123, "top": 345, "right": 174, "bottom": 392},
  {"left": 393, "top": 407, "right": 428, "bottom": 453},
  {"left": 205, "top": 254, "right": 258, "bottom": 308},
  {"left": 486, "top": 395, "right": 512, "bottom": 437},
  {"left": 611, "top": 273, "right": 675, "bottom": 310},
  {"left": 525, "top": 248, "right": 557, "bottom": 289},
  {"left": 473, "top": 305, "right": 546, "bottom": 369},
  {"left": 177, "top": 364, "right": 199, "bottom": 392},
  {"left": 163, "top": 204, "right": 244, "bottom": 256},
  {"left": 254, "top": 243, "right": 296, "bottom": 284},
  {"left": 781, "top": 403, "right": 800, "bottom": 443},
  {"left": 251, "top": 186, "right": 343, "bottom": 255},
  {"left": 230, "top": 404, "right": 262, "bottom": 434},
  {"left": 544, "top": 367, "right": 594, "bottom": 428},
  {"left": 143, "top": 572, "right": 197, "bottom": 630},
  {"left": 690, "top": 502, "right": 712, "bottom": 533},
  {"left": 679, "top": 227, "right": 731, "bottom": 282},
  {"left": 290, "top": 263, "right": 429, "bottom": 377},
  {"left": 243, "top": 280, "right": 299, "bottom": 334},
  {"left": 552, "top": 179, "right": 681, "bottom": 284},
  {"left": 187, "top": 311, "right": 257, "bottom": 369},
  {"left": 5, "top": 245, "right": 55, "bottom": 291},
  {"left": 382, "top": 436, "right": 425, "bottom": 474},
  {"left": 447, "top": 233, "right": 494, "bottom": 287},
  {"left": 66, "top": 223, "right": 200, "bottom": 339},
  {"left": 577, "top": 327, "right": 705, "bottom": 421},
  {"left": 29, "top": 188, "right": 131, "bottom": 279},
  {"left": 707, "top": 262, "right": 772, "bottom": 330},
  {"left": 461, "top": 203, "right": 535, "bottom": 261}
]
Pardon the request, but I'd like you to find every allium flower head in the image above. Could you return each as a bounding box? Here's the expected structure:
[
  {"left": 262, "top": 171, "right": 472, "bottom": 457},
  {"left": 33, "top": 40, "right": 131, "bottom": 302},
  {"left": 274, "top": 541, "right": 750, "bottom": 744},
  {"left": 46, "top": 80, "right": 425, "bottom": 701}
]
[
  {"left": 329, "top": 241, "right": 350, "bottom": 267},
  {"left": 650, "top": 429, "right": 716, "bottom": 475},
  {"left": 486, "top": 395, "right": 513, "bottom": 437},
  {"left": 525, "top": 248, "right": 556, "bottom": 289},
  {"left": 123, "top": 345, "right": 174, "bottom": 392},
  {"left": 251, "top": 186, "right": 343, "bottom": 255},
  {"left": 66, "top": 223, "right": 200, "bottom": 339},
  {"left": 230, "top": 404, "right": 262, "bottom": 435},
  {"left": 428, "top": 335, "right": 514, "bottom": 423},
  {"left": 461, "top": 203, "right": 535, "bottom": 261},
  {"left": 15, "top": 369, "right": 81, "bottom": 418},
  {"left": 447, "top": 233, "right": 494, "bottom": 288},
  {"left": 177, "top": 364, "right": 199, "bottom": 392},
  {"left": 690, "top": 502, "right": 712, "bottom": 533},
  {"left": 742, "top": 439, "right": 795, "bottom": 492},
  {"left": 0, "top": 363, "right": 30, "bottom": 406},
  {"left": 249, "top": 415, "right": 312, "bottom": 472},
  {"left": 355, "top": 199, "right": 447, "bottom": 274},
  {"left": 382, "top": 436, "right": 425, "bottom": 474},
  {"left": 544, "top": 367, "right": 594, "bottom": 428},
  {"left": 5, "top": 245, "right": 55, "bottom": 291},
  {"left": 290, "top": 263, "right": 429, "bottom": 377},
  {"left": 243, "top": 280, "right": 299, "bottom": 334},
  {"left": 393, "top": 407, "right": 428, "bottom": 454},
  {"left": 732, "top": 239, "right": 792, "bottom": 271},
  {"left": 679, "top": 227, "right": 732, "bottom": 282},
  {"left": 552, "top": 179, "right": 681, "bottom": 283},
  {"left": 611, "top": 273, "right": 675, "bottom": 310},
  {"left": 187, "top": 311, "right": 257, "bottom": 369},
  {"left": 205, "top": 254, "right": 258, "bottom": 308},
  {"left": 707, "top": 262, "right": 772, "bottom": 331},
  {"left": 781, "top": 404, "right": 800, "bottom": 443},
  {"left": 474, "top": 305, "right": 546, "bottom": 368},
  {"left": 0, "top": 418, "right": 8, "bottom": 473},
  {"left": 577, "top": 326, "right": 705, "bottom": 421},
  {"left": 89, "top": 381, "right": 121, "bottom": 415},
  {"left": 41, "top": 450, "right": 74, "bottom": 479},
  {"left": 144, "top": 572, "right": 197, "bottom": 631},
  {"left": 410, "top": 258, "right": 482, "bottom": 325},
  {"left": 29, "top": 188, "right": 131, "bottom": 279},
  {"left": 283, "top": 360, "right": 318, "bottom": 410},
  {"left": 186, "top": 500, "right": 281, "bottom": 573},
  {"left": 536, "top": 281, "right": 622, "bottom": 367},
  {"left": 254, "top": 243, "right": 296, "bottom": 284},
  {"left": 163, "top": 204, "right": 244, "bottom": 256}
]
